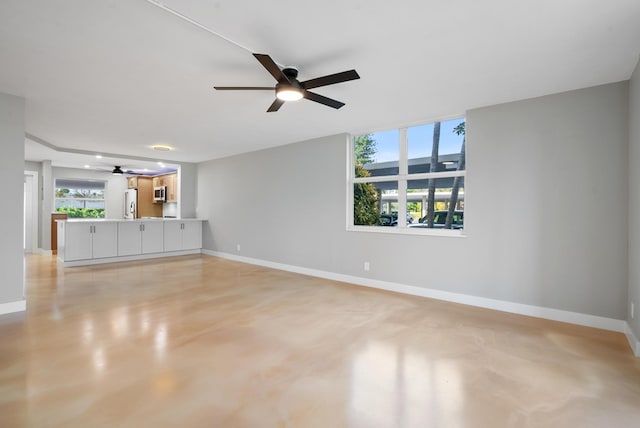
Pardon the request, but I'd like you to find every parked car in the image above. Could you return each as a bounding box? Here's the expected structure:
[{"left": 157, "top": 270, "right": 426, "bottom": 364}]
[
  {"left": 380, "top": 214, "right": 397, "bottom": 226},
  {"left": 410, "top": 211, "right": 464, "bottom": 229},
  {"left": 379, "top": 212, "right": 414, "bottom": 226}
]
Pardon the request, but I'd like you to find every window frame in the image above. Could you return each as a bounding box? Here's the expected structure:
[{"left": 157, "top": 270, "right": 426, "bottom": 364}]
[
  {"left": 347, "top": 119, "right": 466, "bottom": 237},
  {"left": 54, "top": 178, "right": 107, "bottom": 218}
]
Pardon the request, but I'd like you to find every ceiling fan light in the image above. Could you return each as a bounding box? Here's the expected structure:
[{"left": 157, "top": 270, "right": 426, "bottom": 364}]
[
  {"left": 276, "top": 88, "right": 303, "bottom": 101},
  {"left": 112, "top": 166, "right": 124, "bottom": 175}
]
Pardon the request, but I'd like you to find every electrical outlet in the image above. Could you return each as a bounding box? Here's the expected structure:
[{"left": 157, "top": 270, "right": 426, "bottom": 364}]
[
  {"left": 237, "top": 244, "right": 241, "bottom": 252},
  {"left": 364, "top": 261, "right": 370, "bottom": 271}
]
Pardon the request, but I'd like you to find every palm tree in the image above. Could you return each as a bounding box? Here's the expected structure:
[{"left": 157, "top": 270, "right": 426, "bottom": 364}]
[
  {"left": 426, "top": 122, "right": 441, "bottom": 227},
  {"left": 445, "top": 122, "right": 465, "bottom": 229}
]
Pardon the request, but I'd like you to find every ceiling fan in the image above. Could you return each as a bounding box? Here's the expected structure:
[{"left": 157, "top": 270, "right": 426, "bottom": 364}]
[
  {"left": 214, "top": 53, "right": 360, "bottom": 112},
  {"left": 93, "top": 165, "right": 145, "bottom": 175}
]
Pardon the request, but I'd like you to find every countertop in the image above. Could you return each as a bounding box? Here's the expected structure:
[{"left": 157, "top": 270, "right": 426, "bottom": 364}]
[{"left": 55, "top": 218, "right": 204, "bottom": 222}]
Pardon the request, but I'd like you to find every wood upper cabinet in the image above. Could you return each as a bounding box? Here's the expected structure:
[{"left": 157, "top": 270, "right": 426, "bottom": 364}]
[
  {"left": 137, "top": 176, "right": 162, "bottom": 217},
  {"left": 152, "top": 173, "right": 177, "bottom": 203},
  {"left": 127, "top": 176, "right": 137, "bottom": 189},
  {"left": 166, "top": 173, "right": 177, "bottom": 202}
]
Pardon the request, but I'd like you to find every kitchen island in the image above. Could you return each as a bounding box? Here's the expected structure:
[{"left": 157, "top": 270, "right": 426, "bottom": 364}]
[{"left": 56, "top": 218, "right": 203, "bottom": 267}]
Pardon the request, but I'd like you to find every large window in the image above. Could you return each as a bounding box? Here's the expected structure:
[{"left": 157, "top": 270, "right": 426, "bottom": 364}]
[
  {"left": 350, "top": 117, "right": 466, "bottom": 233},
  {"left": 55, "top": 179, "right": 106, "bottom": 218}
]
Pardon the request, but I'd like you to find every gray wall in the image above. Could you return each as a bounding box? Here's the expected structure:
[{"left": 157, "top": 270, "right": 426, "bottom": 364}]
[
  {"left": 178, "top": 162, "right": 197, "bottom": 218},
  {"left": 467, "top": 82, "right": 628, "bottom": 318},
  {"left": 197, "top": 82, "right": 630, "bottom": 320},
  {"left": 629, "top": 59, "right": 640, "bottom": 338},
  {"left": 0, "top": 92, "right": 25, "bottom": 304}
]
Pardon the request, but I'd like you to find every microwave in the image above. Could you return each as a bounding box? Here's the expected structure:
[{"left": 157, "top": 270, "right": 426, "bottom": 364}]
[{"left": 154, "top": 186, "right": 166, "bottom": 202}]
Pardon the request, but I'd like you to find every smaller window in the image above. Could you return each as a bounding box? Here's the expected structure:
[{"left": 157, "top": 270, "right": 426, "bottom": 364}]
[
  {"left": 55, "top": 179, "right": 106, "bottom": 218},
  {"left": 350, "top": 117, "right": 466, "bottom": 233}
]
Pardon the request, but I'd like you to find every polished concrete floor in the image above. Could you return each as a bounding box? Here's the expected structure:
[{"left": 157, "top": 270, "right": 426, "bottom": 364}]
[{"left": 1, "top": 254, "right": 639, "bottom": 427}]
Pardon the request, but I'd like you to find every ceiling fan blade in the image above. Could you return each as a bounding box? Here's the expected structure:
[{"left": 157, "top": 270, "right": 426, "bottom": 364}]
[
  {"left": 214, "top": 86, "right": 273, "bottom": 90},
  {"left": 267, "top": 98, "right": 285, "bottom": 112},
  {"left": 253, "top": 53, "right": 290, "bottom": 84},
  {"left": 303, "top": 91, "right": 345, "bottom": 109},
  {"left": 301, "top": 70, "right": 360, "bottom": 90}
]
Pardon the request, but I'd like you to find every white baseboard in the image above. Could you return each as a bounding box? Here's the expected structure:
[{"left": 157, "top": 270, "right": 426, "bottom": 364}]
[
  {"left": 60, "top": 249, "right": 202, "bottom": 267},
  {"left": 36, "top": 248, "right": 53, "bottom": 255},
  {"left": 0, "top": 299, "right": 26, "bottom": 315},
  {"left": 624, "top": 322, "right": 640, "bottom": 357},
  {"left": 203, "top": 250, "right": 626, "bottom": 334}
]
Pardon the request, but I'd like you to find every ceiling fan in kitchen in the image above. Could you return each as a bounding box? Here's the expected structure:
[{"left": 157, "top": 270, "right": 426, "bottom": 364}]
[
  {"left": 214, "top": 53, "right": 360, "bottom": 112},
  {"left": 92, "top": 165, "right": 147, "bottom": 176}
]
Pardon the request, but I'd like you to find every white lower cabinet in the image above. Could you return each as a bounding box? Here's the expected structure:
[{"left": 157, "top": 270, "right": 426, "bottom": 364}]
[
  {"left": 141, "top": 222, "right": 164, "bottom": 254},
  {"left": 118, "top": 222, "right": 141, "bottom": 256},
  {"left": 63, "top": 222, "right": 118, "bottom": 261},
  {"left": 118, "top": 221, "right": 164, "bottom": 256},
  {"left": 163, "top": 221, "right": 202, "bottom": 252},
  {"left": 58, "top": 219, "right": 202, "bottom": 266}
]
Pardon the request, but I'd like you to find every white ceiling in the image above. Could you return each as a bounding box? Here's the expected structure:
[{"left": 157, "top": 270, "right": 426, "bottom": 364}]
[{"left": 2, "top": 0, "right": 640, "bottom": 165}]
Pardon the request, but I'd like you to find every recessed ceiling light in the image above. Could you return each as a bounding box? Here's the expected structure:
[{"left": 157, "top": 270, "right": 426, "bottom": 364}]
[
  {"left": 157, "top": 162, "right": 165, "bottom": 166},
  {"left": 84, "top": 165, "right": 90, "bottom": 168},
  {"left": 143, "top": 168, "right": 149, "bottom": 172},
  {"left": 96, "top": 155, "right": 102, "bottom": 159},
  {"left": 152, "top": 145, "right": 172, "bottom": 152}
]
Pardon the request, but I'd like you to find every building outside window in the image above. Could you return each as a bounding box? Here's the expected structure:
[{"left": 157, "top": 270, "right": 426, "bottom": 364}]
[
  {"left": 55, "top": 179, "right": 106, "bottom": 218},
  {"left": 350, "top": 117, "right": 465, "bottom": 233}
]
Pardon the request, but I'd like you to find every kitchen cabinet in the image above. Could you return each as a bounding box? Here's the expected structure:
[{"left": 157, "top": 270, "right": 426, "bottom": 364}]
[
  {"left": 152, "top": 175, "right": 165, "bottom": 188},
  {"left": 127, "top": 176, "right": 137, "bottom": 189},
  {"left": 60, "top": 221, "right": 118, "bottom": 261},
  {"left": 163, "top": 221, "right": 202, "bottom": 252},
  {"left": 152, "top": 173, "right": 177, "bottom": 203},
  {"left": 51, "top": 212, "right": 68, "bottom": 254},
  {"left": 136, "top": 176, "right": 162, "bottom": 217},
  {"left": 57, "top": 219, "right": 203, "bottom": 267},
  {"left": 117, "top": 221, "right": 164, "bottom": 256},
  {"left": 165, "top": 173, "right": 177, "bottom": 202}
]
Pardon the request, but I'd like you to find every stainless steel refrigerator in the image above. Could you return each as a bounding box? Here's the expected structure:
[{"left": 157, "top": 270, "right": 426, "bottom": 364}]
[{"left": 124, "top": 189, "right": 137, "bottom": 219}]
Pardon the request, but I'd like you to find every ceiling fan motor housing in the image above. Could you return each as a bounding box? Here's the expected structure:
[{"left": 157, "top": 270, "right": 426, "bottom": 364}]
[{"left": 282, "top": 67, "right": 299, "bottom": 80}]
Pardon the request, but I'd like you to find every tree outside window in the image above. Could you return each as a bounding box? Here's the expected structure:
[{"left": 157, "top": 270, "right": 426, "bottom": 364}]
[
  {"left": 55, "top": 179, "right": 106, "bottom": 218},
  {"left": 350, "top": 117, "right": 465, "bottom": 232}
]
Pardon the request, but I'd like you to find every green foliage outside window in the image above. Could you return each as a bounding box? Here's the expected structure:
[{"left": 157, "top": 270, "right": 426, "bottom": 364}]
[
  {"left": 56, "top": 207, "right": 105, "bottom": 218},
  {"left": 354, "top": 134, "right": 381, "bottom": 225}
]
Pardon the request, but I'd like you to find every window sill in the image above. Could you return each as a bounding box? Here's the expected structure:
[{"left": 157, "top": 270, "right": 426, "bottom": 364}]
[{"left": 346, "top": 225, "right": 466, "bottom": 237}]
